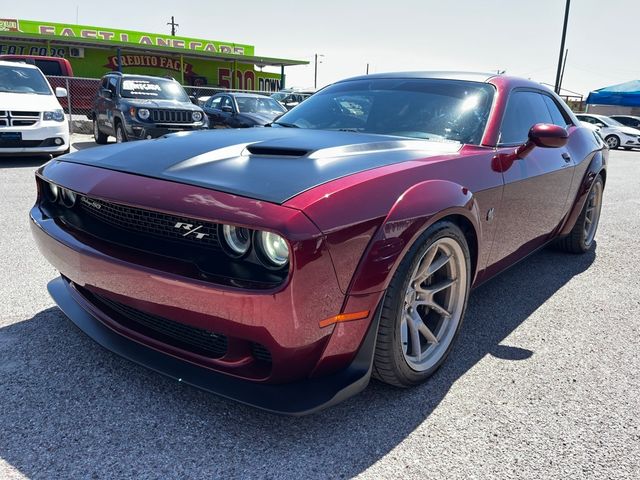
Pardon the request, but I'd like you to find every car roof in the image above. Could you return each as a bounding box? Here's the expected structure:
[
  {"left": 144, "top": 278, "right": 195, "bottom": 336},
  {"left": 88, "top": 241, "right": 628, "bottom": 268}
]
[
  {"left": 610, "top": 114, "right": 640, "bottom": 119},
  {"left": 338, "top": 71, "right": 498, "bottom": 83},
  {"left": 215, "top": 92, "right": 268, "bottom": 98},
  {"left": 577, "top": 113, "right": 608, "bottom": 119},
  {"left": 0, "top": 59, "right": 39, "bottom": 69},
  {"left": 110, "top": 73, "right": 178, "bottom": 81}
]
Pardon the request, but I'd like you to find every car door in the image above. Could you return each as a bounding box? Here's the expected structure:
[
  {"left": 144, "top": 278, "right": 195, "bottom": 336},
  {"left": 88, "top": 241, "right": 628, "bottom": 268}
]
[
  {"left": 104, "top": 75, "right": 119, "bottom": 135},
  {"left": 94, "top": 76, "right": 108, "bottom": 130},
  {"left": 203, "top": 96, "right": 223, "bottom": 127},
  {"left": 218, "top": 96, "right": 236, "bottom": 127},
  {"left": 487, "top": 89, "right": 575, "bottom": 270}
]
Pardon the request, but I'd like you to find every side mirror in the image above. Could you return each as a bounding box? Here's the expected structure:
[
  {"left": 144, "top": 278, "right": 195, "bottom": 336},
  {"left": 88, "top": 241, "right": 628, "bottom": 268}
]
[
  {"left": 221, "top": 105, "right": 233, "bottom": 113},
  {"left": 101, "top": 88, "right": 113, "bottom": 99},
  {"left": 515, "top": 123, "right": 568, "bottom": 159},
  {"left": 189, "top": 95, "right": 198, "bottom": 105},
  {"left": 55, "top": 87, "right": 68, "bottom": 98}
]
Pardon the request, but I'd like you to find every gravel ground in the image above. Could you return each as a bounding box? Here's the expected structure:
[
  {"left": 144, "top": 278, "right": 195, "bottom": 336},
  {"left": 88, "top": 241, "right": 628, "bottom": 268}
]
[{"left": 1, "top": 138, "right": 638, "bottom": 479}]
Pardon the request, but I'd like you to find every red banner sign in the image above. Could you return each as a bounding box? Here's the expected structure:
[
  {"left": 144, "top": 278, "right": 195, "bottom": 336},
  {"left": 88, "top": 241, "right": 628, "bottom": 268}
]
[{"left": 105, "top": 54, "right": 198, "bottom": 75}]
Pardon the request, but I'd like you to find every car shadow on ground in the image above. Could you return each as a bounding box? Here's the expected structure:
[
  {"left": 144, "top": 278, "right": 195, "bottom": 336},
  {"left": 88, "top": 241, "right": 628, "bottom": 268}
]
[
  {"left": 0, "top": 156, "right": 51, "bottom": 169},
  {"left": 72, "top": 140, "right": 104, "bottom": 150},
  {"left": 0, "top": 246, "right": 596, "bottom": 478}
]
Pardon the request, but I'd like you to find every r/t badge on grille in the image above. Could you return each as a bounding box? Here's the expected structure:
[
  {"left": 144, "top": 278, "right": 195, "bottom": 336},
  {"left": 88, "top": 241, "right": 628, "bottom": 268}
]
[{"left": 174, "top": 222, "right": 209, "bottom": 240}]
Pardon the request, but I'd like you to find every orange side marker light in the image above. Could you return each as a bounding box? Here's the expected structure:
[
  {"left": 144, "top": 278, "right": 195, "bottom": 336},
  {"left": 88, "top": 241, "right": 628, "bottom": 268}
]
[{"left": 319, "top": 310, "right": 370, "bottom": 328}]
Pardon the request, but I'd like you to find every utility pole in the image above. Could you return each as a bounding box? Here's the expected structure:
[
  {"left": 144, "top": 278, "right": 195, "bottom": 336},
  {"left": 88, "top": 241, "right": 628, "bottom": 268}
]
[
  {"left": 314, "top": 53, "right": 324, "bottom": 90},
  {"left": 554, "top": 0, "right": 570, "bottom": 93},
  {"left": 167, "top": 16, "right": 179, "bottom": 36},
  {"left": 366, "top": 63, "right": 369, "bottom": 75},
  {"left": 558, "top": 49, "right": 569, "bottom": 95}
]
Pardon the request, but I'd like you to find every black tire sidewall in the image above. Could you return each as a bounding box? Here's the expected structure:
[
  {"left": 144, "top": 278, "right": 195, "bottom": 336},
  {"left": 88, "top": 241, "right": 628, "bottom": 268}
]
[{"left": 381, "top": 221, "right": 471, "bottom": 385}]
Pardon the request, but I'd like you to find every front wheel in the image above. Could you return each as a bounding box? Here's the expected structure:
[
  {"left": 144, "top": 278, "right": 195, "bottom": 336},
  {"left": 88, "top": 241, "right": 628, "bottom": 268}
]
[
  {"left": 93, "top": 119, "right": 108, "bottom": 144},
  {"left": 373, "top": 221, "right": 471, "bottom": 387},
  {"left": 604, "top": 135, "right": 620, "bottom": 149},
  {"left": 115, "top": 122, "right": 127, "bottom": 143},
  {"left": 556, "top": 175, "right": 604, "bottom": 254}
]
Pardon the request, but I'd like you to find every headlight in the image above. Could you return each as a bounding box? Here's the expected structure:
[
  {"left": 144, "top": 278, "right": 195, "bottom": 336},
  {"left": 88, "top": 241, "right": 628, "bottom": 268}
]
[
  {"left": 138, "top": 108, "right": 150, "bottom": 120},
  {"left": 60, "top": 188, "right": 76, "bottom": 208},
  {"left": 192, "top": 111, "right": 203, "bottom": 122},
  {"left": 43, "top": 181, "right": 59, "bottom": 202},
  {"left": 221, "top": 225, "right": 252, "bottom": 257},
  {"left": 43, "top": 110, "right": 65, "bottom": 122},
  {"left": 256, "top": 231, "right": 290, "bottom": 268}
]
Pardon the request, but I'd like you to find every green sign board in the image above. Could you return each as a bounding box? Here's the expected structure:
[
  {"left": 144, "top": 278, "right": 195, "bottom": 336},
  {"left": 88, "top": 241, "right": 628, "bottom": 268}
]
[
  {"left": 0, "top": 19, "right": 284, "bottom": 91},
  {"left": 5, "top": 19, "right": 255, "bottom": 56}
]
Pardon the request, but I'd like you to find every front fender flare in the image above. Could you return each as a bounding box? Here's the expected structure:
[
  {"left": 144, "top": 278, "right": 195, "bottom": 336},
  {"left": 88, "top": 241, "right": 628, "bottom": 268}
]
[
  {"left": 347, "top": 179, "right": 481, "bottom": 296},
  {"left": 559, "top": 151, "right": 606, "bottom": 236}
]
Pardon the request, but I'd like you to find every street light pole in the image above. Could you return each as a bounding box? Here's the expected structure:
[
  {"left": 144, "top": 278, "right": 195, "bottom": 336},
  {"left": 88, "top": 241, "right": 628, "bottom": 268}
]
[
  {"left": 554, "top": 0, "right": 571, "bottom": 93},
  {"left": 314, "top": 53, "right": 324, "bottom": 90}
]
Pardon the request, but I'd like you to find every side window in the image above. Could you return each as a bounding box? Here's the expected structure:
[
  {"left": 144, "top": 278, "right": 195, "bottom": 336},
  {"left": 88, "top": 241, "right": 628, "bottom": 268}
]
[
  {"left": 108, "top": 76, "right": 118, "bottom": 95},
  {"left": 220, "top": 96, "right": 233, "bottom": 111},
  {"left": 500, "top": 91, "right": 553, "bottom": 145},
  {"left": 542, "top": 95, "right": 570, "bottom": 128},
  {"left": 209, "top": 97, "right": 222, "bottom": 109}
]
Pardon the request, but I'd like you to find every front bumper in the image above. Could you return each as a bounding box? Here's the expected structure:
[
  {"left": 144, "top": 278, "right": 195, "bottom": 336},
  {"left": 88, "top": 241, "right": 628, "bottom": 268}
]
[
  {"left": 621, "top": 134, "right": 640, "bottom": 147},
  {"left": 31, "top": 161, "right": 383, "bottom": 412},
  {"left": 48, "top": 276, "right": 379, "bottom": 415},
  {"left": 0, "top": 122, "right": 69, "bottom": 154},
  {"left": 124, "top": 117, "right": 207, "bottom": 140}
]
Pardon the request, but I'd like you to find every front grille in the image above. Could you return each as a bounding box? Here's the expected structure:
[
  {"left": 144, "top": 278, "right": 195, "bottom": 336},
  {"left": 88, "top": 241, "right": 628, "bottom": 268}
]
[
  {"left": 77, "top": 195, "right": 221, "bottom": 250},
  {"left": 0, "top": 110, "right": 40, "bottom": 127},
  {"left": 87, "top": 289, "right": 228, "bottom": 358},
  {"left": 151, "top": 109, "right": 193, "bottom": 123},
  {"left": 250, "top": 343, "right": 273, "bottom": 364},
  {"left": 0, "top": 139, "right": 42, "bottom": 148}
]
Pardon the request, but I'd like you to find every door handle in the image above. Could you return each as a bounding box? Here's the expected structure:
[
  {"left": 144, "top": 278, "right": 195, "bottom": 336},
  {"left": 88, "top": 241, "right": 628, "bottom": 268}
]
[{"left": 562, "top": 152, "right": 572, "bottom": 163}]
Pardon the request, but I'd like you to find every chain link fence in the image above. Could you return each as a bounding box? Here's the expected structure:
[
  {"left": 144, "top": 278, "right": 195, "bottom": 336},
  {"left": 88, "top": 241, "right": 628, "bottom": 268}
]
[{"left": 44, "top": 75, "right": 279, "bottom": 133}]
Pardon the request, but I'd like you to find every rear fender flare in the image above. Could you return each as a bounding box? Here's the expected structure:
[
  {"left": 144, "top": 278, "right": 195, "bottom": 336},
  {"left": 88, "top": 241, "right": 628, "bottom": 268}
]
[
  {"left": 347, "top": 179, "right": 481, "bottom": 296},
  {"left": 559, "top": 152, "right": 606, "bottom": 236}
]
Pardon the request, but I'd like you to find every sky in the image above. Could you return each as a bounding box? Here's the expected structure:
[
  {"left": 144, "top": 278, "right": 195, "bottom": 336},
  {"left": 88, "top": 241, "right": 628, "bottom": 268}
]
[{"left": 2, "top": 0, "right": 639, "bottom": 96}]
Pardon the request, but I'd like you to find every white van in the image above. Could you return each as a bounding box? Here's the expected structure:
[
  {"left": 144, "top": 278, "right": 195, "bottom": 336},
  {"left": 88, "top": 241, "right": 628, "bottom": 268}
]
[{"left": 0, "top": 60, "right": 70, "bottom": 156}]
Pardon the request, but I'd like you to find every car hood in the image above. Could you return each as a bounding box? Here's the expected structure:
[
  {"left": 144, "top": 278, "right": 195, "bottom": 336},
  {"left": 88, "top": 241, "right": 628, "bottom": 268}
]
[
  {"left": 616, "top": 125, "right": 640, "bottom": 135},
  {"left": 0, "top": 91, "right": 62, "bottom": 111},
  {"left": 122, "top": 98, "right": 201, "bottom": 110},
  {"left": 58, "top": 128, "right": 461, "bottom": 204}
]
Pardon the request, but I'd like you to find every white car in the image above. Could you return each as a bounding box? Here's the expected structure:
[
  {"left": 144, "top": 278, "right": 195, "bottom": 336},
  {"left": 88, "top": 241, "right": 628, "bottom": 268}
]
[
  {"left": 0, "top": 60, "right": 70, "bottom": 156},
  {"left": 576, "top": 113, "right": 640, "bottom": 150}
]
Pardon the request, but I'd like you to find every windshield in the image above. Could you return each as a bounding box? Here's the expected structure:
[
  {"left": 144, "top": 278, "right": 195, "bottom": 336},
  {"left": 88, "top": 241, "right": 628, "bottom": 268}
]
[
  {"left": 236, "top": 96, "right": 286, "bottom": 115},
  {"left": 603, "top": 117, "right": 624, "bottom": 127},
  {"left": 120, "top": 78, "right": 190, "bottom": 101},
  {"left": 275, "top": 78, "right": 495, "bottom": 144},
  {"left": 0, "top": 65, "right": 51, "bottom": 95}
]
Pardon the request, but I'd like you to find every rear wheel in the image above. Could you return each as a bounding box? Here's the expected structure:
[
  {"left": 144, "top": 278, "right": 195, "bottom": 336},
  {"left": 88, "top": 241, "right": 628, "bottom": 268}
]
[
  {"left": 604, "top": 135, "right": 620, "bottom": 149},
  {"left": 556, "top": 175, "right": 604, "bottom": 254},
  {"left": 373, "top": 221, "right": 471, "bottom": 387},
  {"left": 115, "top": 122, "right": 127, "bottom": 143},
  {"left": 93, "top": 119, "right": 108, "bottom": 144}
]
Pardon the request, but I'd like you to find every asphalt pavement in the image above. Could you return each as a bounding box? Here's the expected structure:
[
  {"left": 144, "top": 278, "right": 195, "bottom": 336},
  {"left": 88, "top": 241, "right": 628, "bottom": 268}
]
[{"left": 1, "top": 136, "right": 638, "bottom": 479}]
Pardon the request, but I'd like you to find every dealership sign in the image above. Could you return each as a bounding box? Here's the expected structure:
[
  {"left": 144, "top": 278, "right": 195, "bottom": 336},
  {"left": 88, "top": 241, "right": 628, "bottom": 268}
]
[
  {"left": 105, "top": 54, "right": 197, "bottom": 75},
  {"left": 1, "top": 19, "right": 254, "bottom": 56}
]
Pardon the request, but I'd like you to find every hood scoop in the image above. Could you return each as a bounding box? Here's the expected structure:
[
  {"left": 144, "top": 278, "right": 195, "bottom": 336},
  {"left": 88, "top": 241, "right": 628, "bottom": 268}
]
[{"left": 245, "top": 145, "right": 310, "bottom": 157}]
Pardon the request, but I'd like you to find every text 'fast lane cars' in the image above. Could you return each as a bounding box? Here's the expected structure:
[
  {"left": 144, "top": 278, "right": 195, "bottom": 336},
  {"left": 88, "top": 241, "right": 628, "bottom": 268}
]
[
  {"left": 31, "top": 72, "right": 607, "bottom": 415},
  {"left": 202, "top": 92, "right": 287, "bottom": 128},
  {"left": 91, "top": 73, "right": 207, "bottom": 144}
]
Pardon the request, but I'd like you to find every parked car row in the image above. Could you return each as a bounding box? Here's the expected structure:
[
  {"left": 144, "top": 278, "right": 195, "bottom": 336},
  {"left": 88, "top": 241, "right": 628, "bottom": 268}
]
[{"left": 576, "top": 113, "right": 640, "bottom": 150}]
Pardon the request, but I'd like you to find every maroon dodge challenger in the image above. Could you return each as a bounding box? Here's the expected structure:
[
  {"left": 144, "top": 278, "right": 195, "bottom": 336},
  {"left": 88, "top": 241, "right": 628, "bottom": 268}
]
[{"left": 31, "top": 72, "right": 606, "bottom": 414}]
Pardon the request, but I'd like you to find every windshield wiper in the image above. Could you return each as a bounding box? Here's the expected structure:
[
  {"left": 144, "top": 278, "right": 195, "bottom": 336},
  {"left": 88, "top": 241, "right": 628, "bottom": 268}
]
[{"left": 268, "top": 121, "right": 299, "bottom": 128}]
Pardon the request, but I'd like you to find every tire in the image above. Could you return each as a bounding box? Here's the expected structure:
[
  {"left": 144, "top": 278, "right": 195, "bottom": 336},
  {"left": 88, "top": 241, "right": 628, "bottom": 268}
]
[
  {"left": 93, "top": 119, "right": 108, "bottom": 145},
  {"left": 115, "top": 121, "right": 127, "bottom": 143},
  {"left": 373, "top": 221, "right": 471, "bottom": 387},
  {"left": 604, "top": 135, "right": 620, "bottom": 149},
  {"left": 556, "top": 175, "right": 604, "bottom": 254}
]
